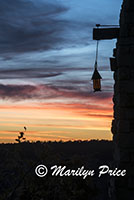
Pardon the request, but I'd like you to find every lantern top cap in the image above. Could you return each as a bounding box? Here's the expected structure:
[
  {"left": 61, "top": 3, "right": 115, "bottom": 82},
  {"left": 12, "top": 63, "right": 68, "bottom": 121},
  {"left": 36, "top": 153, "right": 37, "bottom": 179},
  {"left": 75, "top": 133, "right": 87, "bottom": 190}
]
[{"left": 91, "top": 68, "right": 102, "bottom": 80}]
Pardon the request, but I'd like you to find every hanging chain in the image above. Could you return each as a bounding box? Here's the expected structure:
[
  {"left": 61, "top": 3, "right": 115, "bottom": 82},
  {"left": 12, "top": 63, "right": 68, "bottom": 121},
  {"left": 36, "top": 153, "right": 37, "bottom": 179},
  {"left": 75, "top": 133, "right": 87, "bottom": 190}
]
[{"left": 95, "top": 40, "right": 99, "bottom": 69}]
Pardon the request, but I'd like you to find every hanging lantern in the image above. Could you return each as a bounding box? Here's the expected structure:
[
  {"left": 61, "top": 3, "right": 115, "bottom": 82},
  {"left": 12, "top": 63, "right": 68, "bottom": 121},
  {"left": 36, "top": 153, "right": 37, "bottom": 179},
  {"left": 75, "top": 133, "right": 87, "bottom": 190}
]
[
  {"left": 91, "top": 40, "right": 102, "bottom": 92},
  {"left": 91, "top": 66, "right": 102, "bottom": 92}
]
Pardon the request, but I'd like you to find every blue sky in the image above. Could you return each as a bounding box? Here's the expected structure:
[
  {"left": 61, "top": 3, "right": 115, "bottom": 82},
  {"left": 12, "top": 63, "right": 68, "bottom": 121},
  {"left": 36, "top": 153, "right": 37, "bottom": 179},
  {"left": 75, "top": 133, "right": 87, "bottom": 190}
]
[
  {"left": 0, "top": 0, "right": 123, "bottom": 142},
  {"left": 0, "top": 0, "right": 122, "bottom": 89}
]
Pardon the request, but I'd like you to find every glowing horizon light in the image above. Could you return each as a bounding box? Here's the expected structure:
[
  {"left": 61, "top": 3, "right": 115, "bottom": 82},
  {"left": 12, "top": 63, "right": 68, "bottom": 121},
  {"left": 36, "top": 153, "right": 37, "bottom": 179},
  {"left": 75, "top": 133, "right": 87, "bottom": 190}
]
[{"left": 0, "top": 0, "right": 121, "bottom": 143}]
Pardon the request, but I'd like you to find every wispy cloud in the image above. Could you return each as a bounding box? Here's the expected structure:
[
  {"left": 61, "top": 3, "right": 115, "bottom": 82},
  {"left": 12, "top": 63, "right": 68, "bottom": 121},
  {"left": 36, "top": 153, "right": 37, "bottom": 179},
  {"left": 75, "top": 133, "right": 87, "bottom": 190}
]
[
  {"left": 0, "top": 0, "right": 68, "bottom": 56},
  {"left": 0, "top": 68, "right": 62, "bottom": 79},
  {"left": 0, "top": 0, "right": 120, "bottom": 142},
  {"left": 0, "top": 83, "right": 112, "bottom": 101}
]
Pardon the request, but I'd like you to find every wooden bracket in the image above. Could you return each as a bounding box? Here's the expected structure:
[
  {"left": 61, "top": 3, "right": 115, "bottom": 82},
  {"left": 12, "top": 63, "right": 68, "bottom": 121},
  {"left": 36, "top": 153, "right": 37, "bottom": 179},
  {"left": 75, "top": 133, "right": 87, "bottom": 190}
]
[{"left": 93, "top": 28, "right": 120, "bottom": 40}]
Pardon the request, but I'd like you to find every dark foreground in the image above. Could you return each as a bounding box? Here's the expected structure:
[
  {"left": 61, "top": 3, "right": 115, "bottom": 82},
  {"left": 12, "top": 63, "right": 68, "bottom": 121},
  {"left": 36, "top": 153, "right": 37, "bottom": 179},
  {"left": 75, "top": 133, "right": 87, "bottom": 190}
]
[{"left": 0, "top": 140, "right": 113, "bottom": 200}]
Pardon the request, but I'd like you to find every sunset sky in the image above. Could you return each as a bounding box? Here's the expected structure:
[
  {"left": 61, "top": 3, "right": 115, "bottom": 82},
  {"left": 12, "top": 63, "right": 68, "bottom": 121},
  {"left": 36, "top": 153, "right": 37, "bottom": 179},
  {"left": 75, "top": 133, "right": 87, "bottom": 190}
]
[{"left": 0, "top": 0, "right": 122, "bottom": 143}]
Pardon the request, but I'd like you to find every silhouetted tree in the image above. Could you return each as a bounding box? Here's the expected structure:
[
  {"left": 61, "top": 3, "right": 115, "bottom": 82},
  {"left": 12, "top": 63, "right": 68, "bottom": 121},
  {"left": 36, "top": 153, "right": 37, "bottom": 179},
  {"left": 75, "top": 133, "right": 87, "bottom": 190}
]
[{"left": 15, "top": 127, "right": 27, "bottom": 143}]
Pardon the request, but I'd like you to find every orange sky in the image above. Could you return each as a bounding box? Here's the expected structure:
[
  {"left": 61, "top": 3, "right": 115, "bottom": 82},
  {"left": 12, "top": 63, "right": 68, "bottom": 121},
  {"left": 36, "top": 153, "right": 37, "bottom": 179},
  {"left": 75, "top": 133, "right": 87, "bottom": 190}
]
[
  {"left": 0, "top": 93, "right": 113, "bottom": 143},
  {"left": 0, "top": 0, "right": 120, "bottom": 143}
]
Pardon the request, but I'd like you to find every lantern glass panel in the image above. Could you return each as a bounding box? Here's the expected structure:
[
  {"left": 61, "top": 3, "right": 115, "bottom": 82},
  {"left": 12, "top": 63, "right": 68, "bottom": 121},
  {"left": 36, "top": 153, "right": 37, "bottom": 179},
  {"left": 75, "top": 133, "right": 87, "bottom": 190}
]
[{"left": 93, "top": 79, "right": 101, "bottom": 91}]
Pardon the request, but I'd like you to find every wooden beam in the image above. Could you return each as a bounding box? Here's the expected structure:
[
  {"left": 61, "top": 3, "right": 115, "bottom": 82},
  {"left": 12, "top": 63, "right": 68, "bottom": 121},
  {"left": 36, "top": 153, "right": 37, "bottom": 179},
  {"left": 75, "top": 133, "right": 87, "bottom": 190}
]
[{"left": 93, "top": 28, "right": 120, "bottom": 40}]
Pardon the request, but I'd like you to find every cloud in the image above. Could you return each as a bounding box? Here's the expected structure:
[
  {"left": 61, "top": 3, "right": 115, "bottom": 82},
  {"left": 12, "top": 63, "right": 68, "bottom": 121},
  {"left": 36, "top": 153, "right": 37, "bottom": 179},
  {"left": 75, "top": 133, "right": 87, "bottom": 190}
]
[
  {"left": 0, "top": 68, "right": 62, "bottom": 79},
  {"left": 0, "top": 0, "right": 68, "bottom": 55},
  {"left": 0, "top": 0, "right": 100, "bottom": 58},
  {"left": 0, "top": 0, "right": 114, "bottom": 104},
  {"left": 0, "top": 83, "right": 113, "bottom": 101},
  {"left": 0, "top": 66, "right": 92, "bottom": 80}
]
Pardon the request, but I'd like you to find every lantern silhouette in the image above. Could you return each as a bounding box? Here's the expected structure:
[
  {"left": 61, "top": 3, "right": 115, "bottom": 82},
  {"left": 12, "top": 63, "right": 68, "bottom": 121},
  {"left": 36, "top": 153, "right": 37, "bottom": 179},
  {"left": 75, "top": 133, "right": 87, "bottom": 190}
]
[{"left": 91, "top": 40, "right": 102, "bottom": 92}]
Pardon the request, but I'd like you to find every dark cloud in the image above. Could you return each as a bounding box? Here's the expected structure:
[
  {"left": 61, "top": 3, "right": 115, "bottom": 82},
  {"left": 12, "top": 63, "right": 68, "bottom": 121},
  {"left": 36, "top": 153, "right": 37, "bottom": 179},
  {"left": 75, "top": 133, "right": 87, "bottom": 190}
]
[
  {"left": 0, "top": 66, "right": 91, "bottom": 79},
  {"left": 86, "top": 114, "right": 112, "bottom": 118},
  {"left": 0, "top": 0, "right": 115, "bottom": 100},
  {"left": 0, "top": 0, "right": 68, "bottom": 55},
  {"left": 0, "top": 83, "right": 112, "bottom": 101},
  {"left": 0, "top": 0, "right": 98, "bottom": 58},
  {"left": 0, "top": 68, "right": 62, "bottom": 79}
]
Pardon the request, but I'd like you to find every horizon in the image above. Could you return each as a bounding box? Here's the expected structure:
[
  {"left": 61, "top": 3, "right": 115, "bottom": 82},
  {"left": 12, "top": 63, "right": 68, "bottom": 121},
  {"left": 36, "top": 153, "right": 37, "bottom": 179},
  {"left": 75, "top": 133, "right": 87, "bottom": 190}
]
[{"left": 0, "top": 0, "right": 122, "bottom": 143}]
